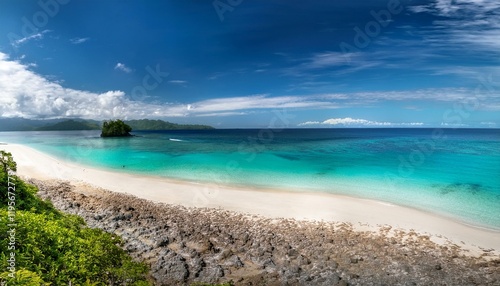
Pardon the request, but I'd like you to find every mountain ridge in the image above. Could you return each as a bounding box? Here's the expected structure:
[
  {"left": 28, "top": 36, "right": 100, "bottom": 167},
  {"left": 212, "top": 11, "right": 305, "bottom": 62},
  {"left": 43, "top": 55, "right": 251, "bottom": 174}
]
[{"left": 0, "top": 118, "right": 215, "bottom": 131}]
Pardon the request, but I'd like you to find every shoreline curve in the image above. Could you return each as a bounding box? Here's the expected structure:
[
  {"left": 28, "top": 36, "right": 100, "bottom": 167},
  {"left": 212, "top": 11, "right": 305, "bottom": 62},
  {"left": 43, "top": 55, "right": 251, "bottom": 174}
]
[{"left": 1, "top": 143, "right": 499, "bottom": 256}]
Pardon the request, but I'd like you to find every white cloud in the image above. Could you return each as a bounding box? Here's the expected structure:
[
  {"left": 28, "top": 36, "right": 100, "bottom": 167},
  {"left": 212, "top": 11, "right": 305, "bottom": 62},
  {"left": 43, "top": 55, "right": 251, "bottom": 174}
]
[
  {"left": 306, "top": 52, "right": 351, "bottom": 69},
  {"left": 70, "top": 37, "right": 90, "bottom": 44},
  {"left": 11, "top": 30, "right": 51, "bottom": 47},
  {"left": 408, "top": 5, "right": 432, "bottom": 13},
  {"left": 1, "top": 52, "right": 499, "bottom": 121},
  {"left": 0, "top": 54, "right": 126, "bottom": 118},
  {"left": 194, "top": 111, "right": 249, "bottom": 117},
  {"left": 409, "top": 0, "right": 500, "bottom": 52},
  {"left": 0, "top": 52, "right": 161, "bottom": 119},
  {"left": 114, "top": 63, "right": 132, "bottom": 73},
  {"left": 0, "top": 52, "right": 332, "bottom": 119},
  {"left": 324, "top": 118, "right": 391, "bottom": 125},
  {"left": 479, "top": 121, "right": 497, "bottom": 127},
  {"left": 440, "top": 122, "right": 468, "bottom": 127},
  {"left": 299, "top": 118, "right": 424, "bottom": 127},
  {"left": 168, "top": 80, "right": 187, "bottom": 85},
  {"left": 185, "top": 94, "right": 340, "bottom": 114},
  {"left": 284, "top": 52, "right": 381, "bottom": 77},
  {"left": 400, "top": 122, "right": 426, "bottom": 126}
]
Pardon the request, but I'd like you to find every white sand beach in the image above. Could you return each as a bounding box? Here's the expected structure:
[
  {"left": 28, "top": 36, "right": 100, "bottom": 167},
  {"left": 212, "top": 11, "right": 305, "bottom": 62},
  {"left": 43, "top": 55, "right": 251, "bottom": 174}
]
[{"left": 2, "top": 143, "right": 499, "bottom": 256}]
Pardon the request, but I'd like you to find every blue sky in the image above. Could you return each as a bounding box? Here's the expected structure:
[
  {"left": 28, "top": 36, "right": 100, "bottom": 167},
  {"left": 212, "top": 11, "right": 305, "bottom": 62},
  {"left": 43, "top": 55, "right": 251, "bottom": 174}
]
[{"left": 0, "top": 0, "right": 499, "bottom": 128}]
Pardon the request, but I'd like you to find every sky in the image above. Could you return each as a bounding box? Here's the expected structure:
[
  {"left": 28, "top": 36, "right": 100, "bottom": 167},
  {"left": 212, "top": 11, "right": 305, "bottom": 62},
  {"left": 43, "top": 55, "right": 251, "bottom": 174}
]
[{"left": 0, "top": 0, "right": 499, "bottom": 128}]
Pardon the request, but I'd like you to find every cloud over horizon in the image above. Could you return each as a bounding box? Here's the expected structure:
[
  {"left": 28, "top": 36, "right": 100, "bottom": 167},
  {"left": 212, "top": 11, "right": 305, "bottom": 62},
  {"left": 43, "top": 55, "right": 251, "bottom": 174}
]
[
  {"left": 299, "top": 118, "right": 424, "bottom": 127},
  {"left": 0, "top": 52, "right": 498, "bottom": 126},
  {"left": 0, "top": 1, "right": 498, "bottom": 127}
]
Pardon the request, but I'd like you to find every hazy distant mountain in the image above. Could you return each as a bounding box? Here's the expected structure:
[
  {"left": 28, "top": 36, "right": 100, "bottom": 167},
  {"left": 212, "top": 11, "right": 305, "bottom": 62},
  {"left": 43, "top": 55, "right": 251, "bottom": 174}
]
[
  {"left": 125, "top": 119, "right": 214, "bottom": 130},
  {"left": 0, "top": 118, "right": 214, "bottom": 131},
  {"left": 0, "top": 118, "right": 61, "bottom": 131},
  {"left": 36, "top": 120, "right": 101, "bottom": 131}
]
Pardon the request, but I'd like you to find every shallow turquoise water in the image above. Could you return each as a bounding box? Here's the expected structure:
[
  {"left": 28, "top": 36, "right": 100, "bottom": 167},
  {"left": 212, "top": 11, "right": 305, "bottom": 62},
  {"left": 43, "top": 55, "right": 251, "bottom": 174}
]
[{"left": 1, "top": 128, "right": 499, "bottom": 229}]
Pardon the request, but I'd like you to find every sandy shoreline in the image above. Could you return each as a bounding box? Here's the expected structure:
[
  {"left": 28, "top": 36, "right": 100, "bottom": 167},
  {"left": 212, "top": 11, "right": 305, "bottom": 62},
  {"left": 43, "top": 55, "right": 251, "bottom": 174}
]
[{"left": 2, "top": 143, "right": 499, "bottom": 256}]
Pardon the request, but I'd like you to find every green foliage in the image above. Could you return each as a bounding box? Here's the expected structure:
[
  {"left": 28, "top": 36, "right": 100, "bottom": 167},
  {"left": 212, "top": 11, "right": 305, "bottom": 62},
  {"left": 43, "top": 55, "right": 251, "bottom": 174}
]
[
  {"left": 0, "top": 210, "right": 148, "bottom": 285},
  {"left": 0, "top": 152, "right": 150, "bottom": 285},
  {"left": 0, "top": 151, "right": 16, "bottom": 173},
  {"left": 101, "top": 119, "right": 133, "bottom": 137},
  {"left": 36, "top": 120, "right": 101, "bottom": 131},
  {"left": 1, "top": 151, "right": 56, "bottom": 215},
  {"left": 0, "top": 269, "right": 46, "bottom": 285},
  {"left": 125, "top": 119, "right": 214, "bottom": 130}
]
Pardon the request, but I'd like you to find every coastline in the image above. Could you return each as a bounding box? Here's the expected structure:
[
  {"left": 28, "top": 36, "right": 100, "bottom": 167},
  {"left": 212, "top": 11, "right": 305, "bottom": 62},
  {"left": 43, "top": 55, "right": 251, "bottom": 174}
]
[{"left": 2, "top": 143, "right": 500, "bottom": 256}]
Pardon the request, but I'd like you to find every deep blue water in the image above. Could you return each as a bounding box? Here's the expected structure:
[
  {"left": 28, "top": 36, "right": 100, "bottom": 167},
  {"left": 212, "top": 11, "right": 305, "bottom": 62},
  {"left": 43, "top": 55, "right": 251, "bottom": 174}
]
[{"left": 1, "top": 128, "right": 499, "bottom": 229}]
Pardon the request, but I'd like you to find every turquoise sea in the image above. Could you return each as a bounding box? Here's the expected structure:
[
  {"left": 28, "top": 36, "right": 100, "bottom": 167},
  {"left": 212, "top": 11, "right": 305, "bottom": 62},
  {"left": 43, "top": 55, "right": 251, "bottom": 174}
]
[{"left": 1, "top": 128, "right": 499, "bottom": 230}]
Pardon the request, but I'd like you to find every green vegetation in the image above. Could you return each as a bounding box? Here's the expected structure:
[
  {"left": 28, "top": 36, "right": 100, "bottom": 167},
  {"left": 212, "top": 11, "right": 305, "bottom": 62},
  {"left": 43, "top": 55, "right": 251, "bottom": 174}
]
[
  {"left": 36, "top": 119, "right": 101, "bottom": 131},
  {"left": 101, "top": 120, "right": 133, "bottom": 137},
  {"left": 125, "top": 119, "right": 214, "bottom": 130},
  {"left": 0, "top": 151, "right": 150, "bottom": 285}
]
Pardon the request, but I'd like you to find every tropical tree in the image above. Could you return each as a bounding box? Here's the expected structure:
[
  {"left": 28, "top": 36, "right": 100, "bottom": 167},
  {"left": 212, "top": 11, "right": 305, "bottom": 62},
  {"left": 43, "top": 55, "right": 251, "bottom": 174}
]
[{"left": 101, "top": 119, "right": 132, "bottom": 137}]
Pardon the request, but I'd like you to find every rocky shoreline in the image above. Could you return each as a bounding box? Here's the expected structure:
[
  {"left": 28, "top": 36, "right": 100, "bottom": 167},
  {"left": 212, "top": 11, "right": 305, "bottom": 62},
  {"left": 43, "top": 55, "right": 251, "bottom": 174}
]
[{"left": 30, "top": 178, "right": 500, "bottom": 286}]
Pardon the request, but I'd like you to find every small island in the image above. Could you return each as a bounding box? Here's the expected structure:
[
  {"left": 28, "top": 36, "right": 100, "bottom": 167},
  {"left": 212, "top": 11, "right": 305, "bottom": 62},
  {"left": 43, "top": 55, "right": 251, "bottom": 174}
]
[{"left": 101, "top": 119, "right": 133, "bottom": 137}]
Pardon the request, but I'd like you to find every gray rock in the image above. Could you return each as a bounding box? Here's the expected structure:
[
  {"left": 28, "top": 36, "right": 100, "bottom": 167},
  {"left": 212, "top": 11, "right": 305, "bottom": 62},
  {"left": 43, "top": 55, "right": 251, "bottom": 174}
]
[
  {"left": 31, "top": 179, "right": 500, "bottom": 286},
  {"left": 153, "top": 252, "right": 189, "bottom": 282},
  {"left": 226, "top": 255, "right": 244, "bottom": 268}
]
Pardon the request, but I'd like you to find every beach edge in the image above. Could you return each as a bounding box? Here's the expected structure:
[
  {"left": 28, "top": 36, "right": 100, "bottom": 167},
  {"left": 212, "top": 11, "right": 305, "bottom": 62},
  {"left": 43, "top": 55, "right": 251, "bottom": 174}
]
[{"left": 2, "top": 143, "right": 499, "bottom": 256}]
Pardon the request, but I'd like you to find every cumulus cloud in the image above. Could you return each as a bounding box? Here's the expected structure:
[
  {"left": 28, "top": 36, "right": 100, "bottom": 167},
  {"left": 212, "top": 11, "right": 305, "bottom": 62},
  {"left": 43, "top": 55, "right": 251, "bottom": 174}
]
[
  {"left": 1, "top": 51, "right": 499, "bottom": 121},
  {"left": 114, "top": 63, "right": 132, "bottom": 73},
  {"left": 299, "top": 118, "right": 424, "bottom": 127},
  {"left": 0, "top": 52, "right": 332, "bottom": 119},
  {"left": 0, "top": 52, "right": 160, "bottom": 119}
]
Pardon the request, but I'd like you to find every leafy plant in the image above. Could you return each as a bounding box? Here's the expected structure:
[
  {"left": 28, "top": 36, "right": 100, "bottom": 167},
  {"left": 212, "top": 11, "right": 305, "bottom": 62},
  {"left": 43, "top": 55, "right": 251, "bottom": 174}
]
[
  {"left": 0, "top": 151, "right": 58, "bottom": 215},
  {"left": 0, "top": 151, "right": 150, "bottom": 285},
  {"left": 101, "top": 119, "right": 133, "bottom": 137}
]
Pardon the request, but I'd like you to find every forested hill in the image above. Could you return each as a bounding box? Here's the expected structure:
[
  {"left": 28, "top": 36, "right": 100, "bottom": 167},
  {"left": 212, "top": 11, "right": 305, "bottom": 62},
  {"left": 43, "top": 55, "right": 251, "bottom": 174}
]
[
  {"left": 0, "top": 118, "right": 214, "bottom": 131},
  {"left": 36, "top": 120, "right": 100, "bottom": 131},
  {"left": 124, "top": 119, "right": 214, "bottom": 130},
  {"left": 0, "top": 118, "right": 101, "bottom": 131}
]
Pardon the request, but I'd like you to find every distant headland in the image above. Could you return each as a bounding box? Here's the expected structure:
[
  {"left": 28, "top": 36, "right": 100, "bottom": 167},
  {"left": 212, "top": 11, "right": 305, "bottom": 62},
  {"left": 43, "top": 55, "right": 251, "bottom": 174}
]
[{"left": 0, "top": 118, "right": 215, "bottom": 131}]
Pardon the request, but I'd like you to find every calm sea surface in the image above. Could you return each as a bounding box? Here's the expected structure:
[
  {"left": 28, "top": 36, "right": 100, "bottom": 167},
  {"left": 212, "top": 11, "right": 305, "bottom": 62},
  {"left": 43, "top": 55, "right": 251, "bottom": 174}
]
[{"left": 1, "top": 128, "right": 499, "bottom": 229}]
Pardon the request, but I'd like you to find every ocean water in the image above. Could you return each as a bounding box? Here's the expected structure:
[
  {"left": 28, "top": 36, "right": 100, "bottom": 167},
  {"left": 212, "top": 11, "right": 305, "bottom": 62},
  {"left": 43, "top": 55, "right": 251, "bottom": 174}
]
[{"left": 1, "top": 128, "right": 499, "bottom": 230}]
